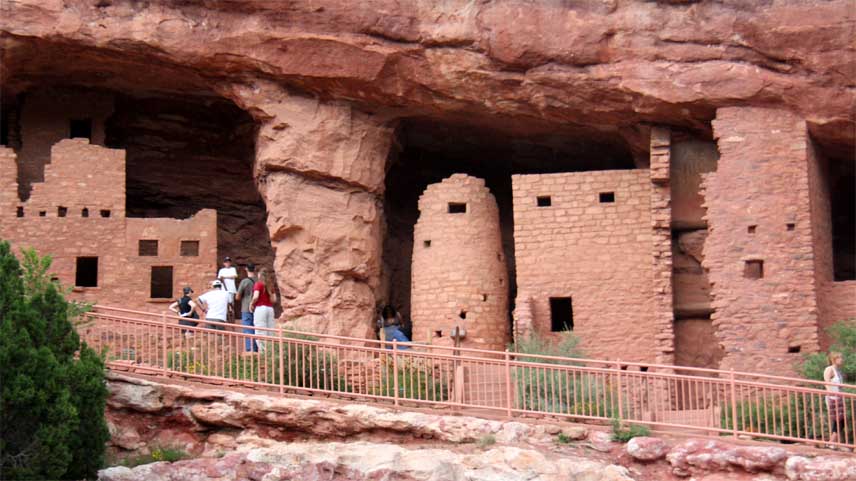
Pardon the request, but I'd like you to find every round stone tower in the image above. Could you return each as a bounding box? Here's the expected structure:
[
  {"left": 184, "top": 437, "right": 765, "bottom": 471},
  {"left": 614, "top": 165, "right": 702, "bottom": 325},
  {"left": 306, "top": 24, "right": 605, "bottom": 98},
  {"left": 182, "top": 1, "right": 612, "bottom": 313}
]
[{"left": 410, "top": 174, "right": 509, "bottom": 351}]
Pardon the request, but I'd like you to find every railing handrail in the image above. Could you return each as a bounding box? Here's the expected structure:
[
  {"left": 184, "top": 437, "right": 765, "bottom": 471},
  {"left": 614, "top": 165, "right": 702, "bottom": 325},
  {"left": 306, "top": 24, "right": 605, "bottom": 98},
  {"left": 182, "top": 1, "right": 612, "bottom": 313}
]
[{"left": 88, "top": 304, "right": 854, "bottom": 392}]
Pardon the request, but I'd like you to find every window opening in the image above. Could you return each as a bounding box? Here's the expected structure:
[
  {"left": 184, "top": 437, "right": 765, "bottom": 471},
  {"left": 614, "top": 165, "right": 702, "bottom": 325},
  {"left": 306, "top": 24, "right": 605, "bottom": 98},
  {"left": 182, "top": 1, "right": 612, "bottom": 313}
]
[
  {"left": 180, "top": 240, "right": 200, "bottom": 257},
  {"left": 788, "top": 345, "right": 801, "bottom": 353},
  {"left": 150, "top": 266, "right": 173, "bottom": 299},
  {"left": 138, "top": 240, "right": 159, "bottom": 256},
  {"left": 599, "top": 192, "right": 615, "bottom": 203},
  {"left": 448, "top": 202, "right": 467, "bottom": 214},
  {"left": 100, "top": 209, "right": 111, "bottom": 218},
  {"left": 16, "top": 206, "right": 23, "bottom": 217},
  {"left": 81, "top": 208, "right": 89, "bottom": 217},
  {"left": 748, "top": 225, "right": 757, "bottom": 234},
  {"left": 744, "top": 260, "right": 764, "bottom": 279},
  {"left": 549, "top": 297, "right": 573, "bottom": 332},
  {"left": 459, "top": 310, "right": 467, "bottom": 320},
  {"left": 38, "top": 210, "right": 46, "bottom": 217},
  {"left": 75, "top": 257, "right": 98, "bottom": 287},
  {"left": 57, "top": 206, "right": 67, "bottom": 217},
  {"left": 69, "top": 118, "right": 92, "bottom": 140},
  {"left": 786, "top": 223, "right": 795, "bottom": 231},
  {"left": 423, "top": 240, "right": 431, "bottom": 248},
  {"left": 537, "top": 196, "right": 552, "bottom": 207}
]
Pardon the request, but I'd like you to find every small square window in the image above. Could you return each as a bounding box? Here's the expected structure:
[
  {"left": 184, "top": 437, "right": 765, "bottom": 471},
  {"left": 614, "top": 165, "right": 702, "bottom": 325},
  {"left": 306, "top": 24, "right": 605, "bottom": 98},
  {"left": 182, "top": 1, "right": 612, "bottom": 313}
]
[
  {"left": 537, "top": 196, "right": 552, "bottom": 207},
  {"left": 81, "top": 208, "right": 89, "bottom": 217},
  {"left": 599, "top": 192, "right": 615, "bottom": 203},
  {"left": 138, "top": 240, "right": 159, "bottom": 256},
  {"left": 448, "top": 202, "right": 467, "bottom": 214},
  {"left": 423, "top": 240, "right": 431, "bottom": 248},
  {"left": 180, "top": 240, "right": 199, "bottom": 257},
  {"left": 38, "top": 210, "right": 46, "bottom": 217},
  {"left": 75, "top": 257, "right": 98, "bottom": 287},
  {"left": 786, "top": 223, "right": 795, "bottom": 231},
  {"left": 748, "top": 225, "right": 757, "bottom": 234},
  {"left": 100, "top": 209, "right": 111, "bottom": 218},
  {"left": 150, "top": 266, "right": 173, "bottom": 299},
  {"left": 69, "top": 118, "right": 92, "bottom": 140},
  {"left": 57, "top": 206, "right": 67, "bottom": 217},
  {"left": 744, "top": 260, "right": 764, "bottom": 279}
]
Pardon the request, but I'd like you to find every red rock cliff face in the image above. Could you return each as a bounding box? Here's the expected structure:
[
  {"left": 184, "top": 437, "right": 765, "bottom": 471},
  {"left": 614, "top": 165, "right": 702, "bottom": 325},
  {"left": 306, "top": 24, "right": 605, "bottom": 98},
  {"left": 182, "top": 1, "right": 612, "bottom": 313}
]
[{"left": 1, "top": 0, "right": 853, "bottom": 338}]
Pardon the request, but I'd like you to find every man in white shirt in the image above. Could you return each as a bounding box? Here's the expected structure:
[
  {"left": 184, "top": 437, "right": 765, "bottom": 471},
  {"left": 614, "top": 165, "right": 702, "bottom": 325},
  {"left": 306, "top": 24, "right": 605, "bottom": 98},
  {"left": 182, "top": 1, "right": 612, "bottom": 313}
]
[
  {"left": 196, "top": 280, "right": 231, "bottom": 330},
  {"left": 217, "top": 256, "right": 238, "bottom": 320}
]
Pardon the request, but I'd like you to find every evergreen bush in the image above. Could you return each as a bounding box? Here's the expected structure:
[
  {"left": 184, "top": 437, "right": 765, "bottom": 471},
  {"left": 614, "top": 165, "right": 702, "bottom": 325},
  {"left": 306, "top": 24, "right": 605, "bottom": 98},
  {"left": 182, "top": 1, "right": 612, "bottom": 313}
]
[{"left": 0, "top": 241, "right": 109, "bottom": 480}]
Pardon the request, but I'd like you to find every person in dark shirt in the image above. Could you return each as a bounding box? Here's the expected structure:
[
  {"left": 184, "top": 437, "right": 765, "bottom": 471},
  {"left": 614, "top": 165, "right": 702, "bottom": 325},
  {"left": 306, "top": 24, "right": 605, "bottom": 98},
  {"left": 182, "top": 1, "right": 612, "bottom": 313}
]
[
  {"left": 235, "top": 263, "right": 258, "bottom": 353},
  {"left": 169, "top": 286, "right": 199, "bottom": 337}
]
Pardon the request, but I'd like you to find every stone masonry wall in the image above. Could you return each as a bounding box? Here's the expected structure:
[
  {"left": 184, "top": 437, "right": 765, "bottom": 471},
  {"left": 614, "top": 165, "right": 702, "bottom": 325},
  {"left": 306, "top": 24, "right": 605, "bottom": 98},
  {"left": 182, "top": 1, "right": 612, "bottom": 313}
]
[
  {"left": 0, "top": 141, "right": 217, "bottom": 312},
  {"left": 17, "top": 88, "right": 114, "bottom": 199},
  {"left": 411, "top": 174, "right": 508, "bottom": 351},
  {"left": 649, "top": 127, "right": 675, "bottom": 365},
  {"left": 703, "top": 107, "right": 821, "bottom": 376},
  {"left": 512, "top": 170, "right": 657, "bottom": 363}
]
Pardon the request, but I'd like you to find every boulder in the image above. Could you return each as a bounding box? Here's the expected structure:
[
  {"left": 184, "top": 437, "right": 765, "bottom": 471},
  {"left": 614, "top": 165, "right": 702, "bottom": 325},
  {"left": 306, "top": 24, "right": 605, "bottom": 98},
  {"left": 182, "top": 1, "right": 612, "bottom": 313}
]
[
  {"left": 626, "top": 436, "right": 669, "bottom": 461},
  {"left": 666, "top": 439, "right": 788, "bottom": 476},
  {"left": 785, "top": 455, "right": 856, "bottom": 481}
]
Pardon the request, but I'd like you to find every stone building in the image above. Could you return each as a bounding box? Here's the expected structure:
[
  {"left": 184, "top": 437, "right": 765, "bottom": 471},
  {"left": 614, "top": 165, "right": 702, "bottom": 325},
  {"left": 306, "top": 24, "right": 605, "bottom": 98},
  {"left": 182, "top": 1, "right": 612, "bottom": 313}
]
[
  {"left": 0, "top": 110, "right": 217, "bottom": 311},
  {"left": 411, "top": 174, "right": 509, "bottom": 351}
]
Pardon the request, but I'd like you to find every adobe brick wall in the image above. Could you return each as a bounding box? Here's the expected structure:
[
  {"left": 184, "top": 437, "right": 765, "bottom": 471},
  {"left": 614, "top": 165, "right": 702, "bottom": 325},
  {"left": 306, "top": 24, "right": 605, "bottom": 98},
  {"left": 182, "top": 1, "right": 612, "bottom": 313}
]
[
  {"left": 17, "top": 88, "right": 114, "bottom": 198},
  {"left": 411, "top": 174, "right": 509, "bottom": 351},
  {"left": 649, "top": 127, "right": 675, "bottom": 365},
  {"left": 704, "top": 107, "right": 821, "bottom": 377},
  {"left": 512, "top": 169, "right": 658, "bottom": 363},
  {"left": 0, "top": 139, "right": 217, "bottom": 314}
]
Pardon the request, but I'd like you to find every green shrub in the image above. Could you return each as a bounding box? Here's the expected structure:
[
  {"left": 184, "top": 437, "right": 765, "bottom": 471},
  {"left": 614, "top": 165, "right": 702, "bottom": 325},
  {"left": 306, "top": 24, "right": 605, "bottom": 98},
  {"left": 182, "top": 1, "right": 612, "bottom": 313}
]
[
  {"left": 477, "top": 434, "right": 496, "bottom": 448},
  {"left": 374, "top": 359, "right": 449, "bottom": 401},
  {"left": 0, "top": 242, "right": 109, "bottom": 480},
  {"left": 509, "top": 332, "right": 616, "bottom": 417},
  {"left": 120, "top": 446, "right": 188, "bottom": 467},
  {"left": 801, "top": 319, "right": 856, "bottom": 382},
  {"left": 720, "top": 394, "right": 853, "bottom": 444},
  {"left": 610, "top": 418, "right": 650, "bottom": 442},
  {"left": 556, "top": 433, "right": 572, "bottom": 444}
]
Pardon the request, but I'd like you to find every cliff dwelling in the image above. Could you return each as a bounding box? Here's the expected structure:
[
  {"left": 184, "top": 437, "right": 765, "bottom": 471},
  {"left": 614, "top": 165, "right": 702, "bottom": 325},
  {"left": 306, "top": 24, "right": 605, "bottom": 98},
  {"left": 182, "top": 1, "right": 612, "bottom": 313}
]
[{"left": 1, "top": 0, "right": 854, "bottom": 381}]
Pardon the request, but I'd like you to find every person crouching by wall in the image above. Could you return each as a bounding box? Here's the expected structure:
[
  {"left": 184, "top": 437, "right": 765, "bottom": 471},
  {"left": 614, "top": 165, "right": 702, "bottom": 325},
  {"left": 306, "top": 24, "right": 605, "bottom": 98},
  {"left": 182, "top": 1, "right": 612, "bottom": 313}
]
[
  {"left": 377, "top": 304, "right": 410, "bottom": 349},
  {"left": 250, "top": 268, "right": 277, "bottom": 353},
  {"left": 825, "top": 351, "right": 848, "bottom": 448}
]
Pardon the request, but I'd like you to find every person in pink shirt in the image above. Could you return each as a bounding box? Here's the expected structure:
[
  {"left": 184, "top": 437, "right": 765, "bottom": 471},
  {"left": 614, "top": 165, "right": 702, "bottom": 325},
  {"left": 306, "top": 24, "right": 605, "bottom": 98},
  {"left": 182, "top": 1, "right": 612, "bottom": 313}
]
[{"left": 250, "top": 268, "right": 278, "bottom": 352}]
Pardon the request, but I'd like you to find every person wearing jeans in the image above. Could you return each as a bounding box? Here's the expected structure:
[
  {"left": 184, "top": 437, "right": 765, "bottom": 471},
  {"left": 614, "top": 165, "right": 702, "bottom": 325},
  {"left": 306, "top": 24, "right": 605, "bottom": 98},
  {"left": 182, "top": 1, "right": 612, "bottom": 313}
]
[
  {"left": 250, "top": 268, "right": 278, "bottom": 353},
  {"left": 235, "top": 263, "right": 258, "bottom": 353}
]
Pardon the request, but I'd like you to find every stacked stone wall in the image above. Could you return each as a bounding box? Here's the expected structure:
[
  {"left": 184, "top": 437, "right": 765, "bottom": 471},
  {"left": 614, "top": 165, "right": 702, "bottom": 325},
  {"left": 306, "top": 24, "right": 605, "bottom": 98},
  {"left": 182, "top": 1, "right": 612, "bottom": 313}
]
[
  {"left": 0, "top": 140, "right": 217, "bottom": 312},
  {"left": 411, "top": 174, "right": 508, "bottom": 351},
  {"left": 703, "top": 107, "right": 820, "bottom": 376},
  {"left": 512, "top": 170, "right": 657, "bottom": 363}
]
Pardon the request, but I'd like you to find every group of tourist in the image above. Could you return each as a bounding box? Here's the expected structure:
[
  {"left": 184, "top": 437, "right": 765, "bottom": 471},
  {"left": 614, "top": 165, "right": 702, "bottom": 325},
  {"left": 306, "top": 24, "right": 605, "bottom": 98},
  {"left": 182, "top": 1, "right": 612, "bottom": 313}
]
[{"left": 167, "top": 257, "right": 278, "bottom": 354}]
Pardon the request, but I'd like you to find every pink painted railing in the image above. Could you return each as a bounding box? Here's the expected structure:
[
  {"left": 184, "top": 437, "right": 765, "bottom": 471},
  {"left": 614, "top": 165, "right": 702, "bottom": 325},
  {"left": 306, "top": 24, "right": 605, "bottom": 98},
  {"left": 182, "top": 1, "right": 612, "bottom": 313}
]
[{"left": 78, "top": 305, "right": 855, "bottom": 449}]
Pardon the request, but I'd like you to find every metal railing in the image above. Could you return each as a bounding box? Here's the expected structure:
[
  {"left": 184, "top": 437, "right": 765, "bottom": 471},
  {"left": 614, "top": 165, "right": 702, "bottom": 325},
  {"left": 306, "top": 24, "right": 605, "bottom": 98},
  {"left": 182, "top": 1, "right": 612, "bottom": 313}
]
[{"left": 78, "top": 305, "right": 855, "bottom": 449}]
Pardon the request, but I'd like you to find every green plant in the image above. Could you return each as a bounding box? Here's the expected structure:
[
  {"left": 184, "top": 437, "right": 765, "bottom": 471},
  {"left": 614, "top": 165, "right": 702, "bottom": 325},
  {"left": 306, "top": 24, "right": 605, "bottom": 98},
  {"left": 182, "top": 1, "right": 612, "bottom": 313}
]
[
  {"left": 720, "top": 394, "right": 853, "bottom": 444},
  {"left": 556, "top": 433, "right": 572, "bottom": 444},
  {"left": 167, "top": 350, "right": 209, "bottom": 375},
  {"left": 610, "top": 418, "right": 650, "bottom": 442},
  {"left": 19, "top": 247, "right": 92, "bottom": 321},
  {"left": 801, "top": 320, "right": 856, "bottom": 382},
  {"left": 510, "top": 332, "right": 617, "bottom": 417},
  {"left": 120, "top": 446, "right": 188, "bottom": 467},
  {"left": 374, "top": 359, "right": 449, "bottom": 401},
  {"left": 0, "top": 241, "right": 109, "bottom": 480},
  {"left": 477, "top": 434, "right": 496, "bottom": 448}
]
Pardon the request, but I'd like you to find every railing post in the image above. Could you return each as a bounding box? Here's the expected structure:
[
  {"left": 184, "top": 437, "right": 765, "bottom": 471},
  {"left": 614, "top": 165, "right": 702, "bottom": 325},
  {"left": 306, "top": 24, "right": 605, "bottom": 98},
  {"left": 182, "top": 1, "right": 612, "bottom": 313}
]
[
  {"left": 393, "top": 339, "right": 399, "bottom": 407},
  {"left": 161, "top": 312, "right": 168, "bottom": 376},
  {"left": 729, "top": 369, "right": 738, "bottom": 438},
  {"left": 279, "top": 326, "right": 285, "bottom": 395},
  {"left": 505, "top": 349, "right": 512, "bottom": 418},
  {"left": 616, "top": 360, "right": 624, "bottom": 420}
]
